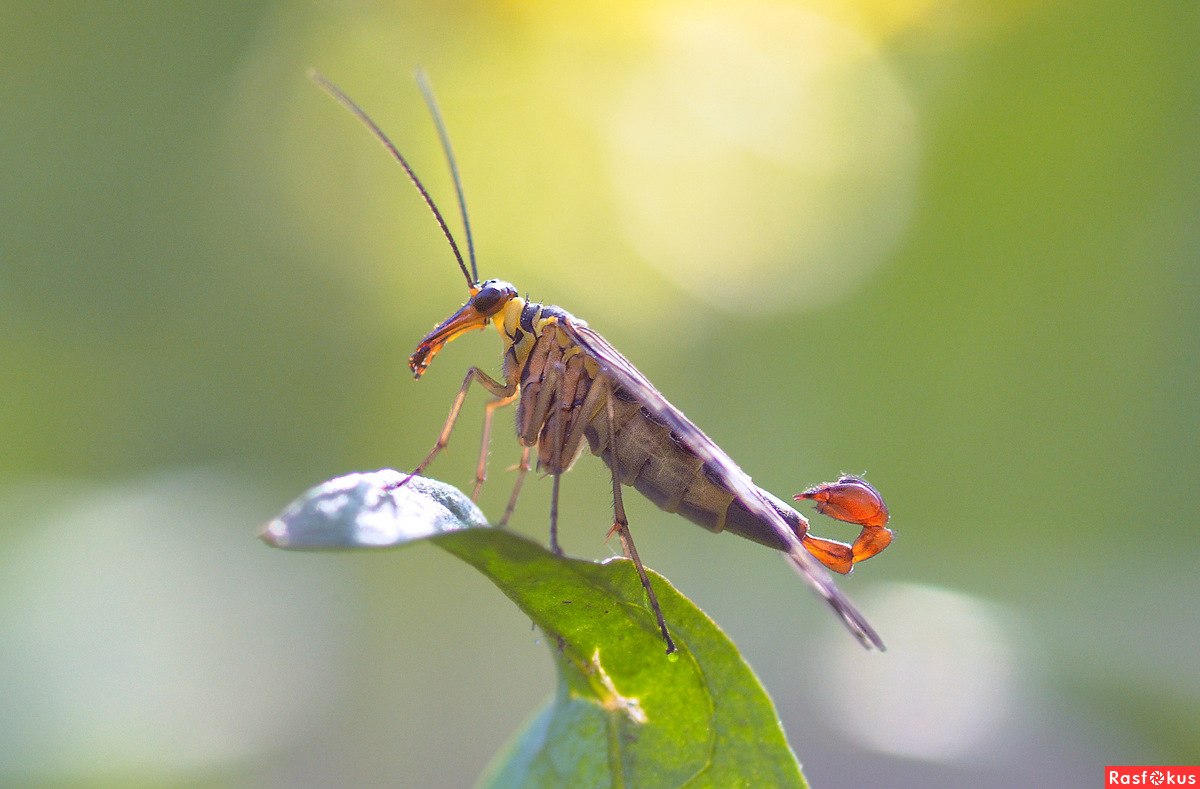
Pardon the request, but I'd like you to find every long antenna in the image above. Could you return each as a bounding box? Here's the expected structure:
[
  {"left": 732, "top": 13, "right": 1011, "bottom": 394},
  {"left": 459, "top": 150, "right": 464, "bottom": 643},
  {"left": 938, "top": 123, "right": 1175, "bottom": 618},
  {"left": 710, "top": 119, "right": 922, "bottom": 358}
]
[
  {"left": 415, "top": 69, "right": 477, "bottom": 284},
  {"left": 308, "top": 69, "right": 474, "bottom": 289}
]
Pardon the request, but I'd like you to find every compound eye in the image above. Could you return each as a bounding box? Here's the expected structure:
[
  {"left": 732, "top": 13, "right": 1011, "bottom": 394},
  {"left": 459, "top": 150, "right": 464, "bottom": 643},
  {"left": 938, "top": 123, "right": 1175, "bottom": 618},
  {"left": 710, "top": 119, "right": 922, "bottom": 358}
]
[
  {"left": 472, "top": 280, "right": 517, "bottom": 316},
  {"left": 472, "top": 283, "right": 503, "bottom": 314}
]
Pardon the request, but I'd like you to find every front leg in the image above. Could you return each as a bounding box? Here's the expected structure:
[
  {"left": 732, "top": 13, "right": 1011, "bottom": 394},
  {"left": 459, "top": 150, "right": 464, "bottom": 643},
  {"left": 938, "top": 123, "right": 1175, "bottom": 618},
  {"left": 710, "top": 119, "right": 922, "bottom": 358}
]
[
  {"left": 472, "top": 392, "right": 519, "bottom": 500},
  {"left": 497, "top": 445, "right": 532, "bottom": 527},
  {"left": 390, "top": 367, "right": 515, "bottom": 491}
]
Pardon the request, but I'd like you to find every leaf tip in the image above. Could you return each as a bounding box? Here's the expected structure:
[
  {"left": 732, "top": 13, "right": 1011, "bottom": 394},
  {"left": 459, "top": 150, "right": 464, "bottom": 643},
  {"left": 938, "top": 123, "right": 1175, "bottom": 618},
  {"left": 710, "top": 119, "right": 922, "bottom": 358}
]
[{"left": 258, "top": 518, "right": 289, "bottom": 547}]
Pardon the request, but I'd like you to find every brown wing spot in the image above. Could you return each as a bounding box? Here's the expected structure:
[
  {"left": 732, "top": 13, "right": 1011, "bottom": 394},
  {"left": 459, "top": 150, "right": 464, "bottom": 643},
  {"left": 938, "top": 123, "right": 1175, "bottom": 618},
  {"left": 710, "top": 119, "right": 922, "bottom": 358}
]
[
  {"left": 613, "top": 386, "right": 638, "bottom": 403},
  {"left": 639, "top": 405, "right": 667, "bottom": 427},
  {"left": 702, "top": 462, "right": 732, "bottom": 493}
]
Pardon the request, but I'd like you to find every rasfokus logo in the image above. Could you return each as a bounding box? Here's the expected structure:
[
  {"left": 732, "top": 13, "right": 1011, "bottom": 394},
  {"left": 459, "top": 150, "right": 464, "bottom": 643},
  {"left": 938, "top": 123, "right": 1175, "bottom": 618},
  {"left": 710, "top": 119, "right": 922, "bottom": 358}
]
[{"left": 1106, "top": 766, "right": 1199, "bottom": 786}]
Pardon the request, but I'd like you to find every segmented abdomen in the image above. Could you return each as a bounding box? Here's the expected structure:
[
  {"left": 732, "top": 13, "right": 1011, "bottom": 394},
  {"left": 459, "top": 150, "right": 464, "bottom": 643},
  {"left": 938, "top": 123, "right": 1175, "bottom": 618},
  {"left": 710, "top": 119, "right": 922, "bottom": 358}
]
[{"left": 583, "top": 384, "right": 805, "bottom": 552}]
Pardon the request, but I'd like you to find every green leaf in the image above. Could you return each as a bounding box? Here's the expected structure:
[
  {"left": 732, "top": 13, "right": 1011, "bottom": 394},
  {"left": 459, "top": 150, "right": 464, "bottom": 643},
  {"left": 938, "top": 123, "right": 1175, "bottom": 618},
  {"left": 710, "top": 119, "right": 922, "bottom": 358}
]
[{"left": 263, "top": 470, "right": 806, "bottom": 788}]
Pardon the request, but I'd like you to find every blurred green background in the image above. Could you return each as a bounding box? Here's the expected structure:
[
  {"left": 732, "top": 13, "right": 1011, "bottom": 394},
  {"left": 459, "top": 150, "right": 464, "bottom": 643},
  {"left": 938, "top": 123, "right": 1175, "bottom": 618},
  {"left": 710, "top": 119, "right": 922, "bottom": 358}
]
[{"left": 1, "top": 1, "right": 1196, "bottom": 786}]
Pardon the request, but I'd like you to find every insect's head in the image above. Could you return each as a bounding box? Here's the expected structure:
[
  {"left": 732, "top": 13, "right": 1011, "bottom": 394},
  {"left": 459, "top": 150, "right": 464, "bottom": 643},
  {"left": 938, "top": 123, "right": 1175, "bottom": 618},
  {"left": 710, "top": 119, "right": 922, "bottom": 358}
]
[{"left": 409, "top": 279, "right": 518, "bottom": 378}]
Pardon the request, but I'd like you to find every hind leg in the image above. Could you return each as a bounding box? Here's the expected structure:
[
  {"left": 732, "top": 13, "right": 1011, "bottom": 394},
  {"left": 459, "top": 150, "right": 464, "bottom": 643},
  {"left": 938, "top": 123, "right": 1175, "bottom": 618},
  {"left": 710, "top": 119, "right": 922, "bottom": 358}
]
[{"left": 604, "top": 389, "right": 675, "bottom": 654}]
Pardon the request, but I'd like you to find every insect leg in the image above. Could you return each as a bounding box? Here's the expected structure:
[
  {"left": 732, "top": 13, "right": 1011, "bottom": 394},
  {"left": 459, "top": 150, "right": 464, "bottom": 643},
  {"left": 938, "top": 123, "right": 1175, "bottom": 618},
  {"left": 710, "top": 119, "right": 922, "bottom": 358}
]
[
  {"left": 603, "top": 383, "right": 676, "bottom": 654},
  {"left": 393, "top": 367, "right": 515, "bottom": 490},
  {"left": 534, "top": 353, "right": 569, "bottom": 554},
  {"left": 473, "top": 393, "right": 519, "bottom": 500},
  {"left": 548, "top": 357, "right": 571, "bottom": 554},
  {"left": 549, "top": 474, "right": 563, "bottom": 554},
  {"left": 497, "top": 445, "right": 531, "bottom": 527}
]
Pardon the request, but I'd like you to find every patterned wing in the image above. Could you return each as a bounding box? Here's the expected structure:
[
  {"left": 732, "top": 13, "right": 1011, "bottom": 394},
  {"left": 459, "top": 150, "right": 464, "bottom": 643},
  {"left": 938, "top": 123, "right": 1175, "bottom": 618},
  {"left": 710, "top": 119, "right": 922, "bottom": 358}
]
[{"left": 561, "top": 315, "right": 884, "bottom": 650}]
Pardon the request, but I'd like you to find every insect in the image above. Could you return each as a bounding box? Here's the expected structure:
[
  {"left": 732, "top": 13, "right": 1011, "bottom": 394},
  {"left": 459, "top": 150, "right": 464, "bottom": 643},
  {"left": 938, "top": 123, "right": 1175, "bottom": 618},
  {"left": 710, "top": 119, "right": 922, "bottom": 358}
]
[{"left": 310, "top": 71, "right": 893, "bottom": 653}]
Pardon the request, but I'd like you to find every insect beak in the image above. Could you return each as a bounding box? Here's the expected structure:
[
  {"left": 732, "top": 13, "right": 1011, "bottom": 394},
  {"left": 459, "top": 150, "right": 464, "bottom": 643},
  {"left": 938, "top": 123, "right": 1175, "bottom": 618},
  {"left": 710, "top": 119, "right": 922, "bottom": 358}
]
[{"left": 409, "top": 302, "right": 490, "bottom": 378}]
